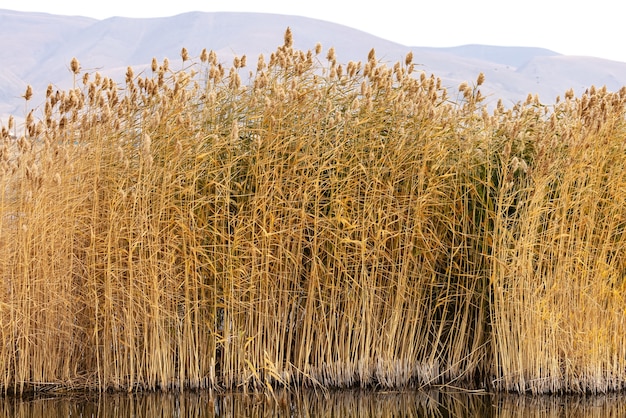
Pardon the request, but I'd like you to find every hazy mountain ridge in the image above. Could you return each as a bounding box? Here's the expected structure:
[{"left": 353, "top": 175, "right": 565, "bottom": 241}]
[
  {"left": 430, "top": 44, "right": 560, "bottom": 68},
  {"left": 2, "top": 9, "right": 626, "bottom": 123}
]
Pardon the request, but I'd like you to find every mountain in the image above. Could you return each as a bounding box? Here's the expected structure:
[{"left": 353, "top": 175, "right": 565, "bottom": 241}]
[{"left": 2, "top": 9, "right": 626, "bottom": 124}]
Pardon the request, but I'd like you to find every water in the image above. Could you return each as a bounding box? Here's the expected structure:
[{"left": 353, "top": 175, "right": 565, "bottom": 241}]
[{"left": 2, "top": 389, "right": 625, "bottom": 417}]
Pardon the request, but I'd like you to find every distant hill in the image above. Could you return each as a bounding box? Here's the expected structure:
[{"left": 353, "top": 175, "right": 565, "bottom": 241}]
[
  {"left": 2, "top": 9, "right": 626, "bottom": 123},
  {"left": 430, "top": 44, "right": 560, "bottom": 68}
]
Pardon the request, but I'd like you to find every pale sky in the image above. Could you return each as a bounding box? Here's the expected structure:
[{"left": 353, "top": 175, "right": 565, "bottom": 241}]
[{"left": 3, "top": 0, "right": 625, "bottom": 63}]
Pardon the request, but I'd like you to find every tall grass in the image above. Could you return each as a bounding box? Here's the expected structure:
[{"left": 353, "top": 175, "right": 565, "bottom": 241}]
[
  {"left": 490, "top": 89, "right": 626, "bottom": 394},
  {"left": 1, "top": 29, "right": 626, "bottom": 394}
]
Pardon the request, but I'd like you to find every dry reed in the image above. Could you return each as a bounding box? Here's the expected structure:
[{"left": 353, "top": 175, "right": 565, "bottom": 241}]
[{"left": 1, "top": 29, "right": 626, "bottom": 395}]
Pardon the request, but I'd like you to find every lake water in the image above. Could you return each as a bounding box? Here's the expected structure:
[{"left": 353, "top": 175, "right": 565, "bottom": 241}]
[{"left": 2, "top": 388, "right": 625, "bottom": 417}]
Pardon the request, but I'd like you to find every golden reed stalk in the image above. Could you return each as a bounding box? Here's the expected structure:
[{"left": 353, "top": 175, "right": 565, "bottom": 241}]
[{"left": 1, "top": 30, "right": 626, "bottom": 395}]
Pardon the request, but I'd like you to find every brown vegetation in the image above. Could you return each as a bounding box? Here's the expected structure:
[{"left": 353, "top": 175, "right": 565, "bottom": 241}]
[{"left": 1, "top": 28, "right": 626, "bottom": 395}]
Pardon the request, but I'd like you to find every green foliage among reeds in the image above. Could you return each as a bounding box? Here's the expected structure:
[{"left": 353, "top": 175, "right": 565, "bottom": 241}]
[{"left": 1, "top": 29, "right": 626, "bottom": 395}]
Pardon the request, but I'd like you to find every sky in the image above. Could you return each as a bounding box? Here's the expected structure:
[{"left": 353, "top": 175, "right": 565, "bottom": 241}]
[{"left": 3, "top": 0, "right": 625, "bottom": 63}]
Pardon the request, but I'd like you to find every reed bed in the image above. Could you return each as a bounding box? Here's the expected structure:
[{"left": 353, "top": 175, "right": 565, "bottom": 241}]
[{"left": 1, "top": 29, "right": 626, "bottom": 395}]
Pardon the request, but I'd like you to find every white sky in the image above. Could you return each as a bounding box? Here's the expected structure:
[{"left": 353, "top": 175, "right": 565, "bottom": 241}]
[{"left": 3, "top": 0, "right": 625, "bottom": 63}]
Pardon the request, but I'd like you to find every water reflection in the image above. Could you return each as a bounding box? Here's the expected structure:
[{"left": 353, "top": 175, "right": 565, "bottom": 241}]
[{"left": 2, "top": 389, "right": 626, "bottom": 417}]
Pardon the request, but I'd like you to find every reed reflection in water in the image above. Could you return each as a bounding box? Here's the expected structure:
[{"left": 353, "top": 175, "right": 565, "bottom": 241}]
[{"left": 2, "top": 389, "right": 626, "bottom": 417}]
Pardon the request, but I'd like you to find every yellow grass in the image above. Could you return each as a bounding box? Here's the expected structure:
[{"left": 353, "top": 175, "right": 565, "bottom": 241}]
[{"left": 1, "top": 29, "right": 626, "bottom": 394}]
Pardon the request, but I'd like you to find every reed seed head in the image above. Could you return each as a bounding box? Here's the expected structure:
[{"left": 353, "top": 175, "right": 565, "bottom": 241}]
[
  {"left": 326, "top": 47, "right": 336, "bottom": 62},
  {"left": 477, "top": 72, "right": 485, "bottom": 86},
  {"left": 231, "top": 119, "right": 239, "bottom": 141},
  {"left": 368, "top": 48, "right": 376, "bottom": 63},
  {"left": 284, "top": 27, "right": 293, "bottom": 48},
  {"left": 70, "top": 57, "right": 80, "bottom": 74},
  {"left": 126, "top": 66, "right": 134, "bottom": 83},
  {"left": 23, "top": 85, "right": 33, "bottom": 101},
  {"left": 405, "top": 51, "right": 413, "bottom": 66},
  {"left": 257, "top": 54, "right": 266, "bottom": 72},
  {"left": 141, "top": 133, "right": 151, "bottom": 156},
  {"left": 209, "top": 50, "right": 217, "bottom": 65}
]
